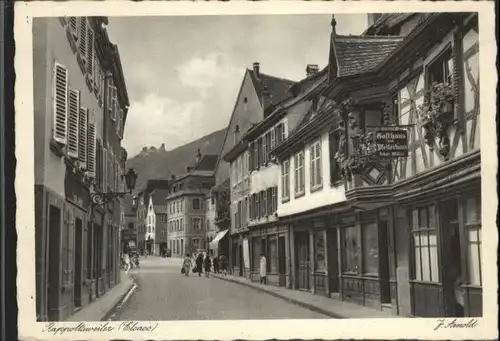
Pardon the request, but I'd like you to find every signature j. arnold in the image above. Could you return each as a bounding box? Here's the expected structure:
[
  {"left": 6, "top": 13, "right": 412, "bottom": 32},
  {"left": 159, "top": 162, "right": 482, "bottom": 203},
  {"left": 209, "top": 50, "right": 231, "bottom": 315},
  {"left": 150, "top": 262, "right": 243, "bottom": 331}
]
[{"left": 434, "top": 318, "right": 479, "bottom": 331}]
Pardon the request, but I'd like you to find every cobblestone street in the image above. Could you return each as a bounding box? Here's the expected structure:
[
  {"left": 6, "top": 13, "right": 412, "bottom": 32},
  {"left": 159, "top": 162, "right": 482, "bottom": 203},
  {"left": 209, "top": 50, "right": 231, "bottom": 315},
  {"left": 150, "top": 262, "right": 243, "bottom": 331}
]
[{"left": 111, "top": 257, "right": 328, "bottom": 320}]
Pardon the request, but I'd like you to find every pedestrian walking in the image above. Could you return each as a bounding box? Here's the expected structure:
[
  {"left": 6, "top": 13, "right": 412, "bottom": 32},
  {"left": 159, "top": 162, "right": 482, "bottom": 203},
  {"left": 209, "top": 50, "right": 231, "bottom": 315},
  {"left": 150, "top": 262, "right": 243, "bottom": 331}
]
[
  {"left": 219, "top": 253, "right": 228, "bottom": 276},
  {"left": 123, "top": 253, "right": 131, "bottom": 273},
  {"left": 195, "top": 253, "right": 204, "bottom": 277},
  {"left": 260, "top": 253, "right": 267, "bottom": 284},
  {"left": 213, "top": 255, "right": 219, "bottom": 274},
  {"left": 204, "top": 255, "right": 212, "bottom": 278},
  {"left": 182, "top": 253, "right": 192, "bottom": 276}
]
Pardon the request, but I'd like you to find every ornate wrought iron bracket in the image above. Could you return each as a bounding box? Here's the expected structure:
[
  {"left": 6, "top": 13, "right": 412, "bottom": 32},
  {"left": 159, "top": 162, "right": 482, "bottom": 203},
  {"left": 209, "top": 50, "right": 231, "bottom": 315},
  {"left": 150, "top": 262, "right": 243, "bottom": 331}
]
[{"left": 90, "top": 190, "right": 132, "bottom": 207}]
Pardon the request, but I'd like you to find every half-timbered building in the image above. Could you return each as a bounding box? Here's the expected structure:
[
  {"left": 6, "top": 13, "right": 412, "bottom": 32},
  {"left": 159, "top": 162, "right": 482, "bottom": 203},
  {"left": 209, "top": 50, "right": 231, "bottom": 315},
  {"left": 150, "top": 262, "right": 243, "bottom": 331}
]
[{"left": 269, "top": 12, "right": 480, "bottom": 318}]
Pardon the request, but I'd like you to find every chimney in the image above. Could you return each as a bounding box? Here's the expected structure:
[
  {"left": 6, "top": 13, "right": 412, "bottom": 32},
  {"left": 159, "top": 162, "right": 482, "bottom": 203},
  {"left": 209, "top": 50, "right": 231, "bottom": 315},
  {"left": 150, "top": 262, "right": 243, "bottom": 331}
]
[
  {"left": 171, "top": 174, "right": 176, "bottom": 181},
  {"left": 306, "top": 64, "right": 319, "bottom": 77},
  {"left": 196, "top": 149, "right": 202, "bottom": 164},
  {"left": 253, "top": 62, "right": 260, "bottom": 78},
  {"left": 160, "top": 143, "right": 166, "bottom": 151},
  {"left": 233, "top": 125, "right": 240, "bottom": 144},
  {"left": 186, "top": 166, "right": 193, "bottom": 173}
]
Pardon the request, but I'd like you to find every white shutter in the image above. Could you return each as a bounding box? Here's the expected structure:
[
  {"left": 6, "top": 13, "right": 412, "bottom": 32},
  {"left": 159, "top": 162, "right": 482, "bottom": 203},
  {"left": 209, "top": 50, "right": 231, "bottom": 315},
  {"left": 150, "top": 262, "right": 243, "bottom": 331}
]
[
  {"left": 87, "top": 110, "right": 96, "bottom": 178},
  {"left": 78, "top": 107, "right": 88, "bottom": 169},
  {"left": 94, "top": 56, "right": 100, "bottom": 95},
  {"left": 78, "top": 18, "right": 87, "bottom": 62},
  {"left": 52, "top": 62, "right": 68, "bottom": 144},
  {"left": 86, "top": 27, "right": 94, "bottom": 76},
  {"left": 67, "top": 89, "right": 80, "bottom": 158},
  {"left": 69, "top": 17, "right": 78, "bottom": 39}
]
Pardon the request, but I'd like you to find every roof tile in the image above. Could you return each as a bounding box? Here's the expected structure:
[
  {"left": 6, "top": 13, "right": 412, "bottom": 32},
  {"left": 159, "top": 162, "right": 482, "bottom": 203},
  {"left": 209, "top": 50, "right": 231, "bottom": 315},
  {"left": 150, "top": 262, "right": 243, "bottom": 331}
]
[
  {"left": 248, "top": 70, "right": 295, "bottom": 109},
  {"left": 334, "top": 35, "right": 404, "bottom": 77}
]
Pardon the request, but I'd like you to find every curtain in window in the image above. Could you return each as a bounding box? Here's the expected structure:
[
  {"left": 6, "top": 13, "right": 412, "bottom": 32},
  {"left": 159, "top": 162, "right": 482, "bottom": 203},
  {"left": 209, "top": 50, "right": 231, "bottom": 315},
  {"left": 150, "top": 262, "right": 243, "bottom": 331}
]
[
  {"left": 269, "top": 238, "right": 278, "bottom": 273},
  {"left": 362, "top": 222, "right": 379, "bottom": 275},
  {"left": 314, "top": 231, "right": 326, "bottom": 272},
  {"left": 343, "top": 226, "right": 359, "bottom": 273}
]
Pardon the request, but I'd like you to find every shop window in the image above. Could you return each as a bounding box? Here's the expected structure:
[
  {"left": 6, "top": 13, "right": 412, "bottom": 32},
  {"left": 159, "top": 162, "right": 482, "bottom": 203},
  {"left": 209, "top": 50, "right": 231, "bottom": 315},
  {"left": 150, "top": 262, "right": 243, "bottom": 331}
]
[
  {"left": 343, "top": 226, "right": 359, "bottom": 273},
  {"left": 269, "top": 238, "right": 278, "bottom": 273},
  {"left": 411, "top": 205, "right": 439, "bottom": 282},
  {"left": 362, "top": 222, "right": 379, "bottom": 276},
  {"left": 465, "top": 196, "right": 482, "bottom": 286},
  {"left": 314, "top": 231, "right": 326, "bottom": 272}
]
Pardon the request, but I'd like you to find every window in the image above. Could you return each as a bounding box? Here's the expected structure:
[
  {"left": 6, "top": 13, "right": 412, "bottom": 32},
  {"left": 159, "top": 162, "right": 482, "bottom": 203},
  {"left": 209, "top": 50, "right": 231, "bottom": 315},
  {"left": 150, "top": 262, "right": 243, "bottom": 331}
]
[
  {"left": 271, "top": 187, "right": 277, "bottom": 213},
  {"left": 310, "top": 140, "right": 322, "bottom": 190},
  {"left": 275, "top": 123, "right": 284, "bottom": 145},
  {"left": 315, "top": 231, "right": 326, "bottom": 272},
  {"left": 427, "top": 49, "right": 454, "bottom": 87},
  {"left": 265, "top": 131, "right": 272, "bottom": 163},
  {"left": 465, "top": 196, "right": 481, "bottom": 286},
  {"left": 192, "top": 218, "right": 201, "bottom": 230},
  {"left": 255, "top": 193, "right": 260, "bottom": 219},
  {"left": 192, "top": 198, "right": 200, "bottom": 210},
  {"left": 329, "top": 131, "right": 342, "bottom": 184},
  {"left": 282, "top": 160, "right": 290, "bottom": 200},
  {"left": 266, "top": 188, "right": 273, "bottom": 214},
  {"left": 343, "top": 226, "right": 359, "bottom": 273},
  {"left": 270, "top": 129, "right": 276, "bottom": 150},
  {"left": 244, "top": 197, "right": 249, "bottom": 223},
  {"left": 411, "top": 205, "right": 439, "bottom": 282},
  {"left": 362, "top": 223, "right": 379, "bottom": 275},
  {"left": 294, "top": 152, "right": 305, "bottom": 195},
  {"left": 257, "top": 137, "right": 263, "bottom": 169}
]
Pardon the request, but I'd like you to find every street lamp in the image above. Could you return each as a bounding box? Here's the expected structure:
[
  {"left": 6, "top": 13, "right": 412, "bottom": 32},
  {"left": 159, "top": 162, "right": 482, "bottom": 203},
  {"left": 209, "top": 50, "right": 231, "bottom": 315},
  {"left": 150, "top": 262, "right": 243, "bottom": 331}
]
[{"left": 90, "top": 168, "right": 138, "bottom": 207}]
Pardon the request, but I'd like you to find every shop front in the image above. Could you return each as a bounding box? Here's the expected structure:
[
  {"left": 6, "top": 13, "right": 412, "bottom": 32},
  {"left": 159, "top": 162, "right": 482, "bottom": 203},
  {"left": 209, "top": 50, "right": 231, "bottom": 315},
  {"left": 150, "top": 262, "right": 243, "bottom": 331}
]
[
  {"left": 229, "top": 231, "right": 250, "bottom": 278},
  {"left": 249, "top": 224, "right": 289, "bottom": 287},
  {"left": 288, "top": 213, "right": 340, "bottom": 297},
  {"left": 209, "top": 229, "right": 229, "bottom": 257},
  {"left": 393, "top": 151, "right": 482, "bottom": 317},
  {"left": 337, "top": 207, "right": 395, "bottom": 312}
]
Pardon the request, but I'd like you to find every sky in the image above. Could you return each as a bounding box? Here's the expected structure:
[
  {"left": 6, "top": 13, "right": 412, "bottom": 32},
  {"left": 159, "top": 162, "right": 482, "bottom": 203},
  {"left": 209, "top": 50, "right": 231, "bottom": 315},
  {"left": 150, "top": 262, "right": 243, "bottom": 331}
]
[{"left": 106, "top": 14, "right": 368, "bottom": 157}]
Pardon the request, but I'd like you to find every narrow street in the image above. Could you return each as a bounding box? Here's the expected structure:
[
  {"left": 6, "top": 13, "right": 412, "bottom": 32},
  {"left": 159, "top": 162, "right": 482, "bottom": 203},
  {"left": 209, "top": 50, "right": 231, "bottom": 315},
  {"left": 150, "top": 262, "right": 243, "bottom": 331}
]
[{"left": 111, "top": 257, "right": 328, "bottom": 320}]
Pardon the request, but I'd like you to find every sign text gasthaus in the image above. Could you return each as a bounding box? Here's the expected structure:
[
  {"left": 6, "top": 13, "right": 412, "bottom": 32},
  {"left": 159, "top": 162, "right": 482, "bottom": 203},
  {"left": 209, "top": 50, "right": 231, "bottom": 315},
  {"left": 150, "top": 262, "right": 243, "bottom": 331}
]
[{"left": 369, "top": 126, "right": 409, "bottom": 158}]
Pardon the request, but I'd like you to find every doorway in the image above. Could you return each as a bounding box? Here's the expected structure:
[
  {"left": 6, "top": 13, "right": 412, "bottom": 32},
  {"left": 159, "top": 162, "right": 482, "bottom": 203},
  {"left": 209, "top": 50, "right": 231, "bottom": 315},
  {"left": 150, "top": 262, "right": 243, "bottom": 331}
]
[
  {"left": 440, "top": 199, "right": 463, "bottom": 317},
  {"left": 379, "top": 219, "right": 391, "bottom": 304},
  {"left": 327, "top": 229, "right": 339, "bottom": 293},
  {"left": 295, "top": 231, "right": 310, "bottom": 290},
  {"left": 278, "top": 237, "right": 286, "bottom": 287},
  {"left": 74, "top": 218, "right": 83, "bottom": 309},
  {"left": 47, "top": 205, "right": 61, "bottom": 321}
]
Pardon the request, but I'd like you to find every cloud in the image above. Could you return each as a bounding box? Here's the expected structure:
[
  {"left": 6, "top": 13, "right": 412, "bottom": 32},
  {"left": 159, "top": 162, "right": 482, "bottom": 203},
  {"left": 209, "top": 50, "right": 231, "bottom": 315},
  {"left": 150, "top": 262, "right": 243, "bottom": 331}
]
[
  {"left": 122, "top": 92, "right": 231, "bottom": 157},
  {"left": 176, "top": 53, "right": 242, "bottom": 98}
]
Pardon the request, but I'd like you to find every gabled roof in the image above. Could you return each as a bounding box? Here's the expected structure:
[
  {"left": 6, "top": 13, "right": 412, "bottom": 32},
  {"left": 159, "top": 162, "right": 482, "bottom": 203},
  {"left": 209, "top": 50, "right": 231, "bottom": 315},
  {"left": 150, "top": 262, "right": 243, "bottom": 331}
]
[
  {"left": 175, "top": 154, "right": 218, "bottom": 181},
  {"left": 333, "top": 35, "right": 404, "bottom": 78},
  {"left": 213, "top": 67, "right": 295, "bottom": 179},
  {"left": 248, "top": 70, "right": 295, "bottom": 110}
]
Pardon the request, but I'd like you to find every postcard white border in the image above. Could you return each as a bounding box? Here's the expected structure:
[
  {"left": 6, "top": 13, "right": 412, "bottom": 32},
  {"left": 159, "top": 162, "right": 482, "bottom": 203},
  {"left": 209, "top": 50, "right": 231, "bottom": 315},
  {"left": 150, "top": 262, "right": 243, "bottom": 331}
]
[{"left": 14, "top": 1, "right": 498, "bottom": 340}]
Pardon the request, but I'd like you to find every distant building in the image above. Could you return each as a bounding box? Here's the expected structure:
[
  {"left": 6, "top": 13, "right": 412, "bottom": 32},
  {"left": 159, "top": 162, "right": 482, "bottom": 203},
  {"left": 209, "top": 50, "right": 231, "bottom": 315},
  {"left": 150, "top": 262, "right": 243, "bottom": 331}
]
[
  {"left": 145, "top": 189, "right": 170, "bottom": 255},
  {"left": 207, "top": 178, "right": 230, "bottom": 257},
  {"left": 122, "top": 195, "right": 138, "bottom": 253},
  {"left": 166, "top": 150, "right": 217, "bottom": 256}
]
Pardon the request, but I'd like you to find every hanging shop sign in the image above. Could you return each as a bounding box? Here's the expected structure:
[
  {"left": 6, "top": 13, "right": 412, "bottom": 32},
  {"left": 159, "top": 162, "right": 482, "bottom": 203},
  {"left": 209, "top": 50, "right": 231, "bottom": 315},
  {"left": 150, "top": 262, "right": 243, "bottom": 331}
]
[{"left": 368, "top": 126, "right": 410, "bottom": 159}]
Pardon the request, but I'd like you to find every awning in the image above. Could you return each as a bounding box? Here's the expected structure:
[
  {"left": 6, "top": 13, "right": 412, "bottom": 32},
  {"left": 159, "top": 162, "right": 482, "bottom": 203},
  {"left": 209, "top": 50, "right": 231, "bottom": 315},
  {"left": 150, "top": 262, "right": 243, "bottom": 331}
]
[{"left": 209, "top": 229, "right": 229, "bottom": 248}]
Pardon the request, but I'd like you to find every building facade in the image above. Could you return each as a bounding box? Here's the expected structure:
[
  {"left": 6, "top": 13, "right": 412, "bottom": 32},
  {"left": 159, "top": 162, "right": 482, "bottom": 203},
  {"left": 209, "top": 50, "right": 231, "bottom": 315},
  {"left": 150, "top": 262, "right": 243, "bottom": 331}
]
[
  {"left": 122, "top": 195, "right": 137, "bottom": 253},
  {"left": 34, "top": 16, "right": 129, "bottom": 321},
  {"left": 269, "top": 13, "right": 481, "bottom": 318},
  {"left": 167, "top": 152, "right": 218, "bottom": 256},
  {"left": 135, "top": 192, "right": 147, "bottom": 252},
  {"left": 208, "top": 179, "right": 231, "bottom": 258},
  {"left": 147, "top": 189, "right": 170, "bottom": 256}
]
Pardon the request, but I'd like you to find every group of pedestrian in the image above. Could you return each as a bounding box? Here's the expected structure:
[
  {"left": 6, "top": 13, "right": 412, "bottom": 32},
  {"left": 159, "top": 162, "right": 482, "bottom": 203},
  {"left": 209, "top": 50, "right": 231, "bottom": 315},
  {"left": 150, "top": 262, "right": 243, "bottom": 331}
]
[
  {"left": 181, "top": 252, "right": 228, "bottom": 277},
  {"left": 121, "top": 250, "right": 140, "bottom": 273}
]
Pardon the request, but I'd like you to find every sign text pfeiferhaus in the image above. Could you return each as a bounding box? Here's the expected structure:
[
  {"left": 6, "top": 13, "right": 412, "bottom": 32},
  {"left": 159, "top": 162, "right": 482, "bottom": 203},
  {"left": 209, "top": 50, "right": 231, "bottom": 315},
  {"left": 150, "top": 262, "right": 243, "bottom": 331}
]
[{"left": 370, "top": 126, "right": 409, "bottom": 158}]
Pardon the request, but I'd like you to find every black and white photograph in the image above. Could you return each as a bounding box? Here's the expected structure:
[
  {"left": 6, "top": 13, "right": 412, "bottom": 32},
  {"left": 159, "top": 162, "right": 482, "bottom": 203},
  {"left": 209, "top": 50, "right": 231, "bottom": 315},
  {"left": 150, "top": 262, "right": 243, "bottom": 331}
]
[{"left": 14, "top": 1, "right": 497, "bottom": 340}]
